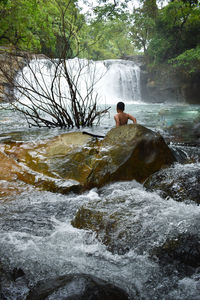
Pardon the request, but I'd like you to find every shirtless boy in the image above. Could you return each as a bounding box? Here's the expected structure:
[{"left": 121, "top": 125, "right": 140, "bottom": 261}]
[{"left": 114, "top": 102, "right": 137, "bottom": 127}]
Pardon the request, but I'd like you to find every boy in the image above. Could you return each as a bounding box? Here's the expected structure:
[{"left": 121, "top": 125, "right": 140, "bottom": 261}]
[{"left": 114, "top": 102, "right": 137, "bottom": 127}]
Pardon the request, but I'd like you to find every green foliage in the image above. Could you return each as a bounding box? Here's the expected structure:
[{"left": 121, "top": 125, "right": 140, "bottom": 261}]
[
  {"left": 130, "top": 10, "right": 156, "bottom": 53},
  {"left": 79, "top": 0, "right": 136, "bottom": 60},
  {"left": 92, "top": 0, "right": 130, "bottom": 21},
  {"left": 147, "top": 0, "right": 200, "bottom": 67},
  {"left": 0, "top": 0, "right": 40, "bottom": 50},
  {"left": 0, "top": 0, "right": 8, "bottom": 4},
  {"left": 0, "top": 0, "right": 136, "bottom": 59},
  {"left": 129, "top": 0, "right": 158, "bottom": 53},
  {"left": 0, "top": 0, "right": 87, "bottom": 57},
  {"left": 169, "top": 46, "right": 200, "bottom": 74},
  {"left": 82, "top": 18, "right": 135, "bottom": 60},
  {"left": 142, "top": 0, "right": 158, "bottom": 19}
]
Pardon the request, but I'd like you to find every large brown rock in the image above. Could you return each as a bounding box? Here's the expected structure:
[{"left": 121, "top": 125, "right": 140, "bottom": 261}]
[
  {"left": 0, "top": 149, "right": 30, "bottom": 199},
  {"left": 0, "top": 142, "right": 81, "bottom": 199},
  {"left": 3, "top": 132, "right": 92, "bottom": 177},
  {"left": 86, "top": 124, "right": 176, "bottom": 188},
  {"left": 2, "top": 125, "right": 176, "bottom": 195},
  {"left": 32, "top": 124, "right": 176, "bottom": 188}
]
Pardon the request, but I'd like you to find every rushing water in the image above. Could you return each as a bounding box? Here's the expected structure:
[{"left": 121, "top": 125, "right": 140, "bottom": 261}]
[{"left": 0, "top": 59, "right": 200, "bottom": 299}]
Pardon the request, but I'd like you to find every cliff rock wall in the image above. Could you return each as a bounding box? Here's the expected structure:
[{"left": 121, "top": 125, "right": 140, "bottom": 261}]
[{"left": 125, "top": 55, "right": 200, "bottom": 104}]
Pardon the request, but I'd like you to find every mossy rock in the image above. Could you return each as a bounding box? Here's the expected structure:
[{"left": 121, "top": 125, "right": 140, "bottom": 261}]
[
  {"left": 46, "top": 138, "right": 100, "bottom": 185},
  {"left": 3, "top": 132, "right": 92, "bottom": 178},
  {"left": 71, "top": 207, "right": 126, "bottom": 254},
  {"left": 144, "top": 164, "right": 200, "bottom": 204},
  {"left": 0, "top": 150, "right": 31, "bottom": 199},
  {"left": 71, "top": 195, "right": 141, "bottom": 255},
  {"left": 40, "top": 125, "right": 175, "bottom": 189}
]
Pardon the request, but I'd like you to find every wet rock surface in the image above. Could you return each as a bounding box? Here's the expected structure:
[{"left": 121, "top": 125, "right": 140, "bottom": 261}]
[
  {"left": 72, "top": 206, "right": 132, "bottom": 255},
  {"left": 71, "top": 181, "right": 150, "bottom": 255},
  {"left": 0, "top": 265, "right": 130, "bottom": 300},
  {"left": 144, "top": 163, "right": 200, "bottom": 204},
  {"left": 0, "top": 125, "right": 176, "bottom": 196},
  {"left": 152, "top": 233, "right": 200, "bottom": 271},
  {"left": 26, "top": 273, "right": 130, "bottom": 300},
  {"left": 86, "top": 124, "right": 176, "bottom": 188},
  {"left": 0, "top": 148, "right": 81, "bottom": 200},
  {"left": 0, "top": 264, "right": 28, "bottom": 300}
]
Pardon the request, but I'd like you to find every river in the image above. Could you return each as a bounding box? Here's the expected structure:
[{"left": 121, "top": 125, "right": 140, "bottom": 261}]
[{"left": 0, "top": 59, "right": 200, "bottom": 299}]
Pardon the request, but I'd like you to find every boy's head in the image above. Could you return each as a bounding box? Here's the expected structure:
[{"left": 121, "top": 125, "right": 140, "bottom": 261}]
[{"left": 117, "top": 102, "right": 125, "bottom": 112}]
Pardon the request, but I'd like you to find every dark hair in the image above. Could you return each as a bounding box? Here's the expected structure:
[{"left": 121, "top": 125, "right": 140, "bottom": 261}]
[{"left": 117, "top": 102, "right": 125, "bottom": 111}]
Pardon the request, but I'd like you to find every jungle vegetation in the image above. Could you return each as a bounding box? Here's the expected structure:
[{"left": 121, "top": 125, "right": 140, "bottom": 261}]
[{"left": 0, "top": 0, "right": 199, "bottom": 74}]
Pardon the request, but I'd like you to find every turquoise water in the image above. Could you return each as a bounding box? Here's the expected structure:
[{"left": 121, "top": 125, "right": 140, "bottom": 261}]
[{"left": 1, "top": 102, "right": 200, "bottom": 145}]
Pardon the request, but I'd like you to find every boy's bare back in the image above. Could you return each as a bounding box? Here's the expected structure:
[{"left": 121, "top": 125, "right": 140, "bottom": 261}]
[
  {"left": 114, "top": 112, "right": 131, "bottom": 126},
  {"left": 114, "top": 102, "right": 137, "bottom": 127}
]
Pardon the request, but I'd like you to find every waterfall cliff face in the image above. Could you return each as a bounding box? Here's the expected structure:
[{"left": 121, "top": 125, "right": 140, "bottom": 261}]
[{"left": 16, "top": 58, "right": 141, "bottom": 105}]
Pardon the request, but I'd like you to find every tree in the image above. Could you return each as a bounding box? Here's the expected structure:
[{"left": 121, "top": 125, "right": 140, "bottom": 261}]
[
  {"left": 169, "top": 46, "right": 200, "bottom": 76},
  {"left": 0, "top": 0, "right": 41, "bottom": 51},
  {"left": 79, "top": 0, "right": 136, "bottom": 60},
  {"left": 83, "top": 17, "right": 135, "bottom": 60},
  {"left": 129, "top": 0, "right": 158, "bottom": 53},
  {"left": 0, "top": 0, "right": 88, "bottom": 57},
  {"left": 0, "top": 0, "right": 138, "bottom": 59},
  {"left": 147, "top": 0, "right": 200, "bottom": 66}
]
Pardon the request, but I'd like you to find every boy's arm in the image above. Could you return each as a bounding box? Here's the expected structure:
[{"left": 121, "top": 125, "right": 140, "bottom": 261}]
[
  {"left": 128, "top": 114, "right": 137, "bottom": 124},
  {"left": 114, "top": 115, "right": 120, "bottom": 127}
]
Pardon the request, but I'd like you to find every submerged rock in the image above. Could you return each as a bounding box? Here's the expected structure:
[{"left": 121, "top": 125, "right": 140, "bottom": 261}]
[
  {"left": 26, "top": 273, "right": 130, "bottom": 300},
  {"left": 71, "top": 206, "right": 133, "bottom": 254},
  {"left": 71, "top": 181, "right": 146, "bottom": 255},
  {"left": 144, "top": 164, "right": 200, "bottom": 204},
  {"left": 152, "top": 233, "right": 200, "bottom": 269},
  {"left": 0, "top": 264, "right": 28, "bottom": 299}
]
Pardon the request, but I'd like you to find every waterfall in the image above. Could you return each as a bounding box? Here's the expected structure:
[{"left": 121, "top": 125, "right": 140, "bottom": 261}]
[
  {"left": 96, "top": 59, "right": 141, "bottom": 103},
  {"left": 16, "top": 58, "right": 141, "bottom": 106}
]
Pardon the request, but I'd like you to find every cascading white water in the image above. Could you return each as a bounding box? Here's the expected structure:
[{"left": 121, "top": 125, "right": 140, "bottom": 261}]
[
  {"left": 16, "top": 58, "right": 141, "bottom": 106},
  {"left": 96, "top": 59, "right": 141, "bottom": 103}
]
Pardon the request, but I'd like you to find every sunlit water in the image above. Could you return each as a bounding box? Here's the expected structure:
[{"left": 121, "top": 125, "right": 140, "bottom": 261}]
[{"left": 0, "top": 59, "right": 200, "bottom": 299}]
